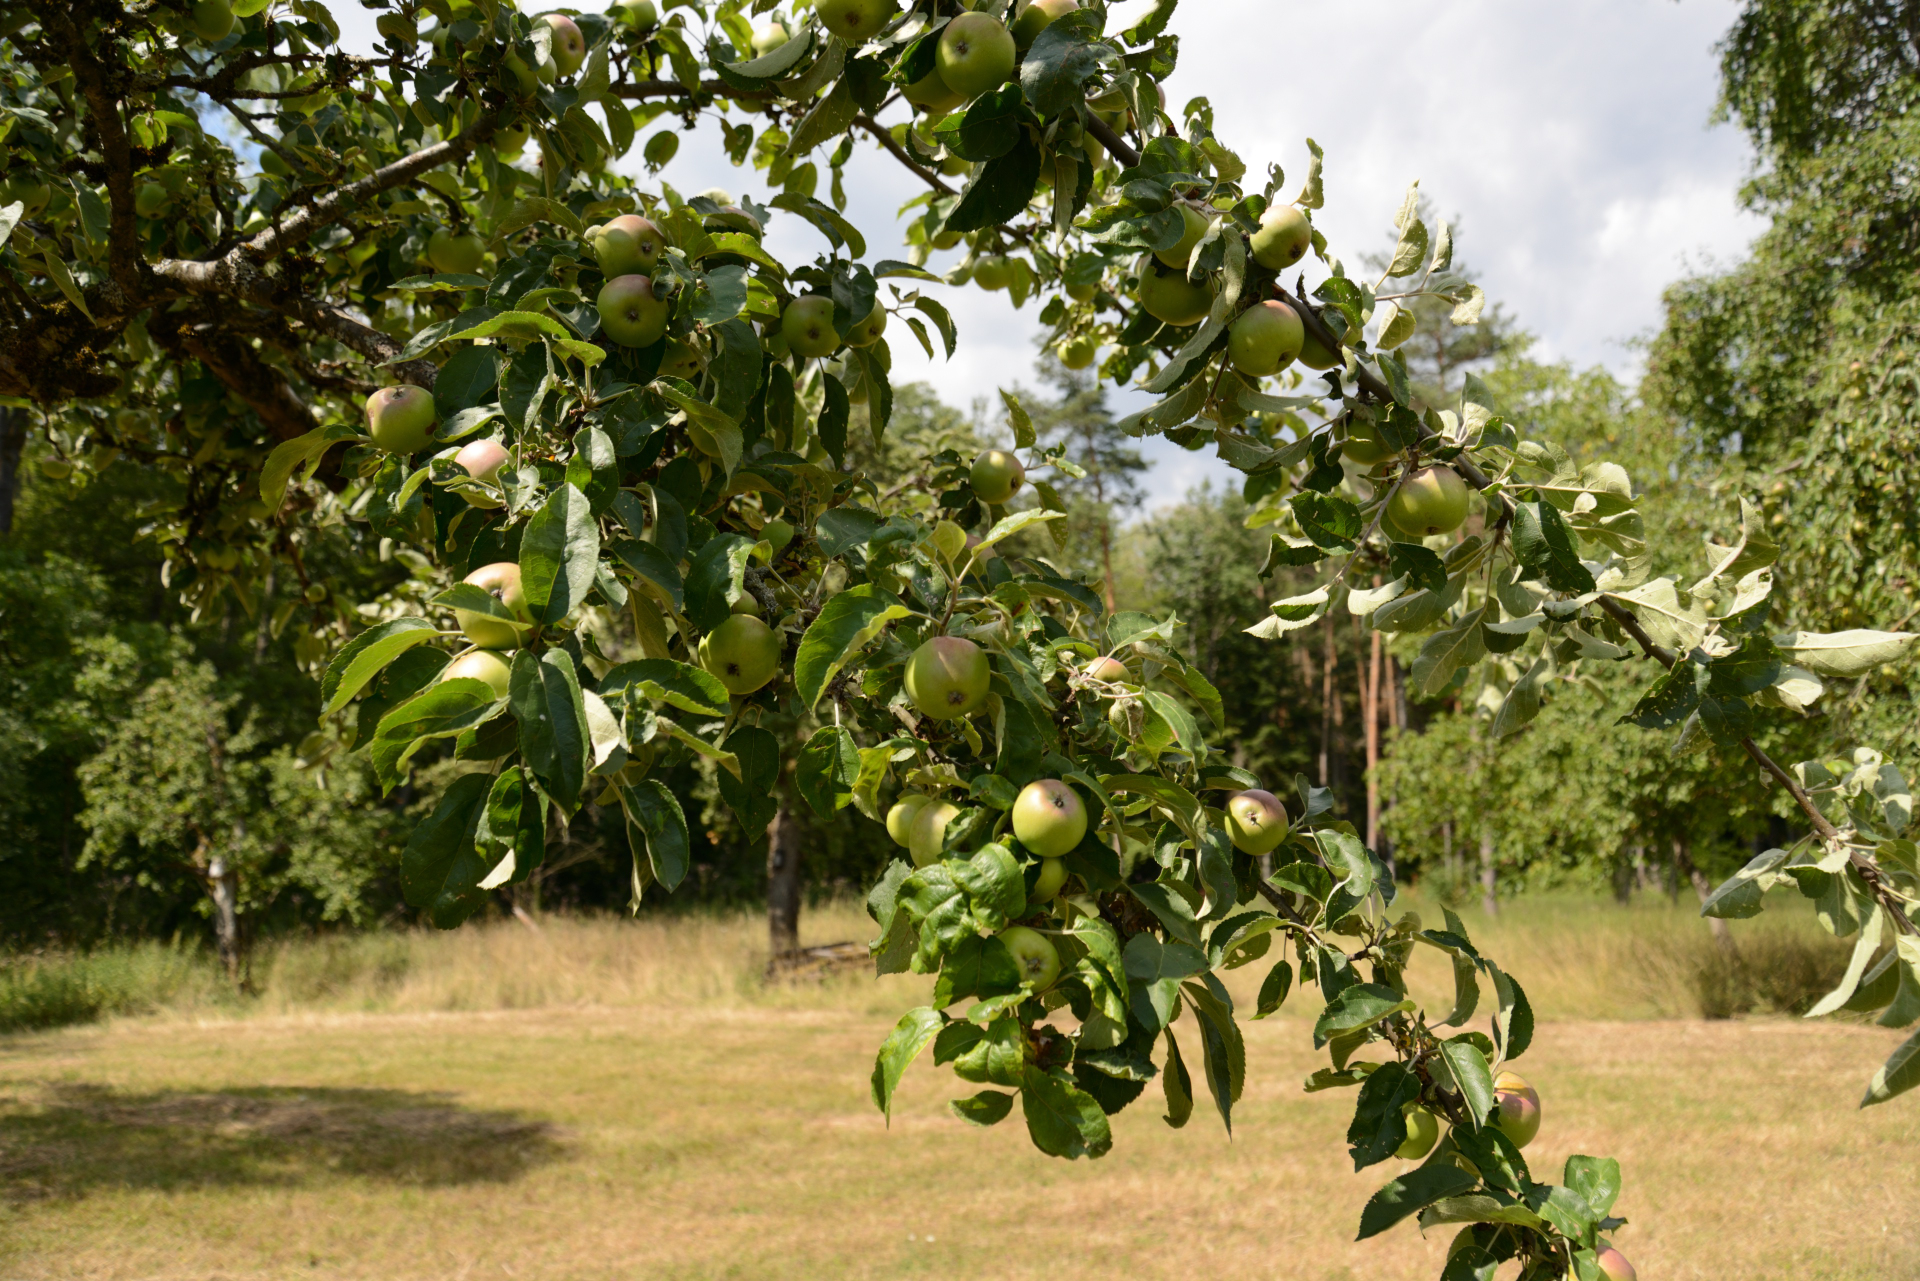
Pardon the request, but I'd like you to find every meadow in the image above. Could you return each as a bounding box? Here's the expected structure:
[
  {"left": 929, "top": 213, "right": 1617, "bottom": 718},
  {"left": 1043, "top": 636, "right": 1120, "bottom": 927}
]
[{"left": 1, "top": 896, "right": 1915, "bottom": 1280}]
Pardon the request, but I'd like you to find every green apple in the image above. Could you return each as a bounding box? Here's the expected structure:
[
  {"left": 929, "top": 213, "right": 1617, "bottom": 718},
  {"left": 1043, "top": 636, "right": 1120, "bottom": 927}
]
[
  {"left": 908, "top": 797, "right": 961, "bottom": 867},
  {"left": 661, "top": 338, "right": 704, "bottom": 381},
  {"left": 596, "top": 274, "right": 670, "bottom": 348},
  {"left": 1010, "top": 0, "right": 1076, "bottom": 49},
  {"left": 886, "top": 793, "right": 931, "bottom": 847},
  {"left": 587, "top": 214, "right": 666, "bottom": 277},
  {"left": 844, "top": 300, "right": 887, "bottom": 347},
  {"left": 502, "top": 50, "right": 542, "bottom": 96},
  {"left": 611, "top": 0, "right": 658, "bottom": 30},
  {"left": 972, "top": 253, "right": 1013, "bottom": 291},
  {"left": 1227, "top": 300, "right": 1304, "bottom": 377},
  {"left": 1396, "top": 1103, "right": 1440, "bottom": 1160},
  {"left": 903, "top": 66, "right": 966, "bottom": 113},
  {"left": 540, "top": 14, "right": 586, "bottom": 76},
  {"left": 816, "top": 0, "right": 898, "bottom": 42},
  {"left": 782, "top": 296, "right": 840, "bottom": 358},
  {"left": 1595, "top": 1247, "right": 1637, "bottom": 1281},
  {"left": 365, "top": 385, "right": 437, "bottom": 453},
  {"left": 1056, "top": 334, "right": 1097, "bottom": 369},
  {"left": 1135, "top": 256, "right": 1215, "bottom": 326},
  {"left": 998, "top": 925, "right": 1060, "bottom": 990},
  {"left": 457, "top": 562, "right": 535, "bottom": 648},
  {"left": 1030, "top": 856, "right": 1067, "bottom": 903},
  {"left": 1011, "top": 779, "right": 1087, "bottom": 857},
  {"left": 969, "top": 449, "right": 1024, "bottom": 504},
  {"left": 1, "top": 173, "right": 50, "bottom": 217},
  {"left": 1296, "top": 325, "right": 1340, "bottom": 370},
  {"left": 1492, "top": 1070, "right": 1541, "bottom": 1149},
  {"left": 698, "top": 613, "right": 782, "bottom": 695},
  {"left": 729, "top": 592, "right": 763, "bottom": 617},
  {"left": 904, "top": 635, "right": 990, "bottom": 721},
  {"left": 1225, "top": 789, "right": 1288, "bottom": 855},
  {"left": 443, "top": 649, "right": 513, "bottom": 698},
  {"left": 454, "top": 439, "right": 509, "bottom": 483},
  {"left": 937, "top": 12, "right": 1016, "bottom": 100},
  {"left": 750, "top": 20, "right": 787, "bottom": 54},
  {"left": 1340, "top": 414, "right": 1396, "bottom": 465},
  {"left": 1154, "top": 204, "right": 1211, "bottom": 269},
  {"left": 494, "top": 123, "right": 531, "bottom": 158},
  {"left": 427, "top": 228, "right": 485, "bottom": 275},
  {"left": 190, "top": 0, "right": 234, "bottom": 42},
  {"left": 1386, "top": 466, "right": 1471, "bottom": 537},
  {"left": 1065, "top": 279, "right": 1097, "bottom": 303},
  {"left": 1250, "top": 203, "right": 1311, "bottom": 270},
  {"left": 763, "top": 517, "right": 795, "bottom": 553}
]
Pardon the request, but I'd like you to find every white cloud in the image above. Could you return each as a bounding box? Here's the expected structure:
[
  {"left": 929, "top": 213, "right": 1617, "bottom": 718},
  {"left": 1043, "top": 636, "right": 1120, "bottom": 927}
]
[{"left": 330, "top": 1, "right": 1764, "bottom": 508}]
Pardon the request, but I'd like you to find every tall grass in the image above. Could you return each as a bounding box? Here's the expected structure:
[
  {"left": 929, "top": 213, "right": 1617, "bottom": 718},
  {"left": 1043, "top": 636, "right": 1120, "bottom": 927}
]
[{"left": 0, "top": 893, "right": 1855, "bottom": 1037}]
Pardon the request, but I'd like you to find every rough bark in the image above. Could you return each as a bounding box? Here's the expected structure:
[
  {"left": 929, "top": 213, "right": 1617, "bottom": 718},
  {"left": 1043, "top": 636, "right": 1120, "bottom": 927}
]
[{"left": 766, "top": 802, "right": 803, "bottom": 958}]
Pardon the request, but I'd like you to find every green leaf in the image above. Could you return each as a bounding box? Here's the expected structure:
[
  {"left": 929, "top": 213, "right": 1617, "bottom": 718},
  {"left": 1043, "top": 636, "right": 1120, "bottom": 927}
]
[
  {"left": 1253, "top": 959, "right": 1293, "bottom": 1019},
  {"left": 1417, "top": 1196, "right": 1546, "bottom": 1232},
  {"left": 1291, "top": 492, "right": 1362, "bottom": 551},
  {"left": 1441, "top": 1039, "right": 1495, "bottom": 1127},
  {"left": 1621, "top": 660, "right": 1704, "bottom": 731},
  {"left": 796, "top": 726, "right": 860, "bottom": 817},
  {"left": 684, "top": 533, "right": 755, "bottom": 631},
  {"left": 716, "top": 726, "right": 781, "bottom": 834},
  {"left": 519, "top": 483, "right": 599, "bottom": 626},
  {"left": 610, "top": 537, "right": 685, "bottom": 609},
  {"left": 475, "top": 766, "right": 545, "bottom": 886},
  {"left": 1019, "top": 1065, "right": 1112, "bottom": 1159},
  {"left": 1411, "top": 606, "right": 1489, "bottom": 698},
  {"left": 945, "top": 135, "right": 1042, "bottom": 234},
  {"left": 509, "top": 649, "right": 591, "bottom": 811},
  {"left": 1019, "top": 12, "right": 1115, "bottom": 115},
  {"left": 1315, "top": 983, "right": 1414, "bottom": 1046},
  {"left": 399, "top": 773, "right": 493, "bottom": 928},
  {"left": 1775, "top": 630, "right": 1916, "bottom": 679},
  {"left": 600, "top": 658, "right": 730, "bottom": 718},
  {"left": 1161, "top": 1027, "right": 1194, "bottom": 1128},
  {"left": 369, "top": 678, "right": 503, "bottom": 793},
  {"left": 617, "top": 777, "right": 691, "bottom": 893},
  {"left": 870, "top": 1006, "right": 945, "bottom": 1121},
  {"left": 445, "top": 310, "right": 604, "bottom": 366},
  {"left": 1861, "top": 1024, "right": 1920, "bottom": 1107},
  {"left": 1563, "top": 1155, "right": 1622, "bottom": 1218},
  {"left": 793, "top": 585, "right": 910, "bottom": 710},
  {"left": 1126, "top": 882, "right": 1203, "bottom": 950},
  {"left": 261, "top": 423, "right": 361, "bottom": 513},
  {"left": 1182, "top": 981, "right": 1245, "bottom": 1135},
  {"left": 320, "top": 618, "right": 438, "bottom": 715},
  {"left": 1512, "top": 500, "right": 1597, "bottom": 594},
  {"left": 1356, "top": 1161, "right": 1480, "bottom": 1241},
  {"left": 950, "top": 1090, "right": 1015, "bottom": 1127},
  {"left": 1347, "top": 1062, "right": 1422, "bottom": 1170},
  {"left": 973, "top": 507, "right": 1065, "bottom": 553}
]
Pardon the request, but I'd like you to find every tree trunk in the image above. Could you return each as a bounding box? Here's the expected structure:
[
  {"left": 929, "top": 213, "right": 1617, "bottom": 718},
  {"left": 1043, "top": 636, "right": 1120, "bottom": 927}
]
[
  {"left": 1363, "top": 619, "right": 1382, "bottom": 856},
  {"left": 1479, "top": 832, "right": 1498, "bottom": 917},
  {"left": 0, "top": 404, "right": 22, "bottom": 534},
  {"left": 1319, "top": 615, "right": 1338, "bottom": 789},
  {"left": 208, "top": 856, "right": 241, "bottom": 980},
  {"left": 766, "top": 802, "right": 803, "bottom": 958},
  {"left": 1672, "top": 836, "right": 1732, "bottom": 946}
]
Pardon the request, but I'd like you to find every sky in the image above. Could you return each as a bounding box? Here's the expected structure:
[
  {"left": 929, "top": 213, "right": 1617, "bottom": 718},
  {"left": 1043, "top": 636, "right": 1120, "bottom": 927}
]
[{"left": 333, "top": 1, "right": 1764, "bottom": 508}]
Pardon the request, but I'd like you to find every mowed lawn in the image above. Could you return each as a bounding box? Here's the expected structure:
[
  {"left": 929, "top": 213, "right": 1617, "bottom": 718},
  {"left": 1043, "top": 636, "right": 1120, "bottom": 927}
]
[{"left": 1, "top": 908, "right": 1917, "bottom": 1280}]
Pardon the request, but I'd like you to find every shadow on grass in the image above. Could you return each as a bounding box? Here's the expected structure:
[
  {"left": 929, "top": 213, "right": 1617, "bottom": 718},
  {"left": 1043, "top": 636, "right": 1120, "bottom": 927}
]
[{"left": 0, "top": 1084, "right": 565, "bottom": 1202}]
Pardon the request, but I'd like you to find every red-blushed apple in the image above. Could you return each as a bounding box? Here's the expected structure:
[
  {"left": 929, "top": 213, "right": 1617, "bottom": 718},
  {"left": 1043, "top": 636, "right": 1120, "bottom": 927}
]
[
  {"left": 886, "top": 793, "right": 931, "bottom": 847},
  {"left": 587, "top": 214, "right": 666, "bottom": 278},
  {"left": 1084, "top": 655, "right": 1129, "bottom": 682},
  {"left": 365, "top": 385, "right": 436, "bottom": 453},
  {"left": 1387, "top": 466, "right": 1472, "bottom": 537},
  {"left": 969, "top": 449, "right": 1025, "bottom": 504},
  {"left": 1030, "top": 856, "right": 1067, "bottom": 903},
  {"left": 1225, "top": 789, "right": 1288, "bottom": 855},
  {"left": 997, "top": 925, "right": 1061, "bottom": 990},
  {"left": 845, "top": 300, "right": 888, "bottom": 347},
  {"left": 781, "top": 296, "right": 839, "bottom": 358},
  {"left": 540, "top": 14, "right": 586, "bottom": 76},
  {"left": 1396, "top": 1102, "right": 1440, "bottom": 1159},
  {"left": 1595, "top": 1246, "right": 1637, "bottom": 1281},
  {"left": 443, "top": 649, "right": 513, "bottom": 698},
  {"left": 816, "top": 0, "right": 898, "bottom": 43},
  {"left": 908, "top": 797, "right": 961, "bottom": 867},
  {"left": 1228, "top": 300, "right": 1305, "bottom": 377},
  {"left": 1010, "top": 0, "right": 1076, "bottom": 49},
  {"left": 596, "top": 274, "right": 669, "bottom": 348},
  {"left": 427, "top": 228, "right": 484, "bottom": 275},
  {"left": 698, "top": 613, "right": 782, "bottom": 695},
  {"left": 457, "top": 562, "right": 534, "bottom": 649},
  {"left": 1250, "top": 203, "right": 1311, "bottom": 270},
  {"left": 455, "top": 439, "right": 509, "bottom": 483},
  {"left": 1493, "top": 1070, "right": 1541, "bottom": 1148},
  {"left": 904, "top": 636, "right": 990, "bottom": 721},
  {"left": 936, "top": 12, "right": 1016, "bottom": 99},
  {"left": 1011, "top": 779, "right": 1087, "bottom": 857},
  {"left": 1135, "top": 256, "right": 1215, "bottom": 326},
  {"left": 1154, "top": 204, "right": 1210, "bottom": 269}
]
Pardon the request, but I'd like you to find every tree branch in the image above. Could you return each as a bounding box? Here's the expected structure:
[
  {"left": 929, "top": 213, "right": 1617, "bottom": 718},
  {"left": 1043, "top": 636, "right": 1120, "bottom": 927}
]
[{"left": 854, "top": 113, "right": 954, "bottom": 196}]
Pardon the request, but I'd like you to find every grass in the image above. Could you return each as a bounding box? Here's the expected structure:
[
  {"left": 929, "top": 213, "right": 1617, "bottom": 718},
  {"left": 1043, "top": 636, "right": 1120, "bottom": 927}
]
[{"left": 0, "top": 896, "right": 1909, "bottom": 1279}]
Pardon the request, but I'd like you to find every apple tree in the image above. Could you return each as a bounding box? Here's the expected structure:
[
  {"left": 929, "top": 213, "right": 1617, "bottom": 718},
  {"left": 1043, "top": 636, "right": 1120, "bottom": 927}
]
[{"left": 8, "top": 0, "right": 1918, "bottom": 1273}]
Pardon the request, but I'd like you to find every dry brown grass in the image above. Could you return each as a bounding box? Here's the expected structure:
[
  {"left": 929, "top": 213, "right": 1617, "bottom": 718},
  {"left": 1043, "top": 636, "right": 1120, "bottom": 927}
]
[{"left": 0, "top": 897, "right": 1914, "bottom": 1279}]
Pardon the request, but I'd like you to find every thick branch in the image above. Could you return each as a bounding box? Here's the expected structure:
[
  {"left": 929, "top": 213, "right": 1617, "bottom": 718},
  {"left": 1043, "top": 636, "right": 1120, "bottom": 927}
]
[
  {"left": 613, "top": 77, "right": 765, "bottom": 100},
  {"left": 46, "top": 11, "right": 145, "bottom": 294},
  {"left": 855, "top": 113, "right": 954, "bottom": 196},
  {"left": 1082, "top": 113, "right": 1139, "bottom": 169}
]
